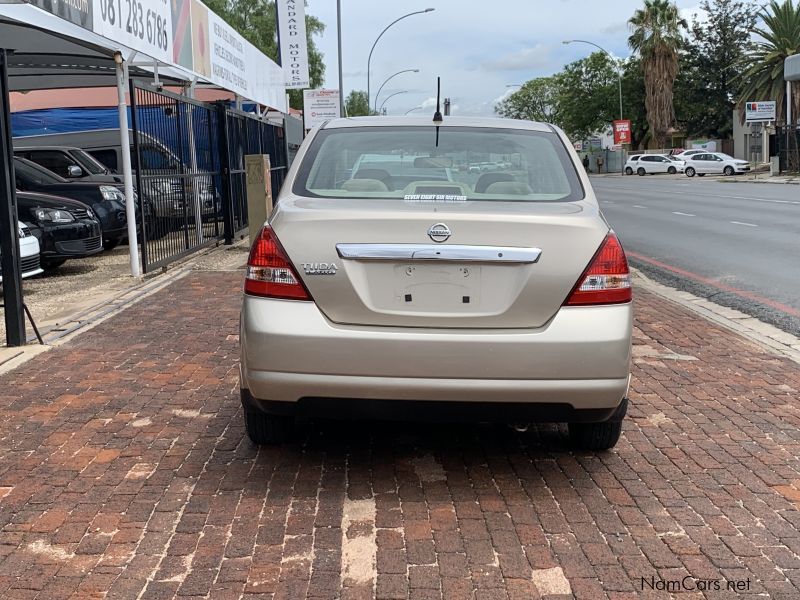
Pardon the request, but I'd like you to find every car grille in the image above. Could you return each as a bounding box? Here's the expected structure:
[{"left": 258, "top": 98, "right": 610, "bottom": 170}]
[
  {"left": 69, "top": 208, "right": 91, "bottom": 220},
  {"left": 58, "top": 236, "right": 102, "bottom": 254},
  {"left": 20, "top": 254, "right": 41, "bottom": 274}
]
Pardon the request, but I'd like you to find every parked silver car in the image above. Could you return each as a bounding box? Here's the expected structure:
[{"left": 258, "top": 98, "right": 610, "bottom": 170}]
[{"left": 240, "top": 116, "right": 633, "bottom": 450}]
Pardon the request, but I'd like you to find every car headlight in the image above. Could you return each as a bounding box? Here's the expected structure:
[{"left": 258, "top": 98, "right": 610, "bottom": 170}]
[
  {"left": 86, "top": 207, "right": 95, "bottom": 219},
  {"left": 146, "top": 179, "right": 173, "bottom": 195},
  {"left": 34, "top": 208, "right": 75, "bottom": 223},
  {"left": 100, "top": 185, "right": 127, "bottom": 202}
]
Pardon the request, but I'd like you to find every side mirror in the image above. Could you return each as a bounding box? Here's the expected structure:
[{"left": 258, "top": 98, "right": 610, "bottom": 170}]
[{"left": 67, "top": 165, "right": 83, "bottom": 178}]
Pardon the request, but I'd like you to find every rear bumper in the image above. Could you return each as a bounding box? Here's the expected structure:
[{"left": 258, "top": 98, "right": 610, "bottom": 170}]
[
  {"left": 242, "top": 388, "right": 629, "bottom": 423},
  {"left": 240, "top": 296, "right": 632, "bottom": 415}
]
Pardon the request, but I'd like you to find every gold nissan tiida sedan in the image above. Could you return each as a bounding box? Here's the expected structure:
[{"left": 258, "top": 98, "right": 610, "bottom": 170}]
[{"left": 240, "top": 116, "right": 632, "bottom": 450}]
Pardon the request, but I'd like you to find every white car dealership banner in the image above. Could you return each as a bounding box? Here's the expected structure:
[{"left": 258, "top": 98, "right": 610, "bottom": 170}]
[
  {"left": 25, "top": 0, "right": 287, "bottom": 112},
  {"left": 276, "top": 0, "right": 310, "bottom": 89}
]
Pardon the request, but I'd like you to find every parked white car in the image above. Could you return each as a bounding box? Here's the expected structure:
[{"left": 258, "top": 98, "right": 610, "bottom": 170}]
[
  {"left": 624, "top": 154, "right": 642, "bottom": 175},
  {"left": 684, "top": 153, "right": 751, "bottom": 177},
  {"left": 0, "top": 222, "right": 44, "bottom": 283},
  {"left": 672, "top": 149, "right": 705, "bottom": 160},
  {"left": 631, "top": 154, "right": 685, "bottom": 176}
]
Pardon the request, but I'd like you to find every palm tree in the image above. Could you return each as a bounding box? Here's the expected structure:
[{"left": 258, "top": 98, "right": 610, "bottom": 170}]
[
  {"left": 628, "top": 0, "right": 688, "bottom": 148},
  {"left": 738, "top": 0, "right": 800, "bottom": 125}
]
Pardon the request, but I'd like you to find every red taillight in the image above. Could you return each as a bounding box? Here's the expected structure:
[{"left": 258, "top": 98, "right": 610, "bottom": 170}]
[
  {"left": 244, "top": 226, "right": 311, "bottom": 300},
  {"left": 565, "top": 232, "right": 632, "bottom": 306}
]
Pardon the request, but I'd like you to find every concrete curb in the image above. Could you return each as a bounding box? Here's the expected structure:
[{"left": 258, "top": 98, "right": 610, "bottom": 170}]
[{"left": 632, "top": 269, "right": 800, "bottom": 365}]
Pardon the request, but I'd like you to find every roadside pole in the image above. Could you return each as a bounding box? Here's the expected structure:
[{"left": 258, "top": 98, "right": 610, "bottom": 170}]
[
  {"left": 337, "top": 0, "right": 345, "bottom": 116},
  {"left": 114, "top": 51, "right": 141, "bottom": 279},
  {"left": 0, "top": 48, "right": 25, "bottom": 346},
  {"left": 185, "top": 80, "right": 204, "bottom": 245}
]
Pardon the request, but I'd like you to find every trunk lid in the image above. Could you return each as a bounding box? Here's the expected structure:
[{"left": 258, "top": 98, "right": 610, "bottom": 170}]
[{"left": 271, "top": 197, "right": 608, "bottom": 328}]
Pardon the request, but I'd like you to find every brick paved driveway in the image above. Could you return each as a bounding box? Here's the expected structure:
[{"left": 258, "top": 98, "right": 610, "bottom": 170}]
[{"left": 1, "top": 271, "right": 800, "bottom": 599}]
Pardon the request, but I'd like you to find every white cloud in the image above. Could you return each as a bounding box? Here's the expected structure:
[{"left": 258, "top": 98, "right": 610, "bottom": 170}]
[{"left": 420, "top": 97, "right": 438, "bottom": 109}]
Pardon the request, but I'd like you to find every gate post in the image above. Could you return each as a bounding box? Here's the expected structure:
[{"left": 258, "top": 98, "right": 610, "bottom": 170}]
[
  {"left": 0, "top": 49, "right": 25, "bottom": 347},
  {"left": 128, "top": 79, "right": 150, "bottom": 273},
  {"left": 217, "top": 102, "right": 234, "bottom": 245}
]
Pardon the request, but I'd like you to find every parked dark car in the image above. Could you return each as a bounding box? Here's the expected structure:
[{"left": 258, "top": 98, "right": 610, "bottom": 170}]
[
  {"left": 16, "top": 191, "right": 103, "bottom": 269},
  {"left": 13, "top": 157, "right": 130, "bottom": 250}
]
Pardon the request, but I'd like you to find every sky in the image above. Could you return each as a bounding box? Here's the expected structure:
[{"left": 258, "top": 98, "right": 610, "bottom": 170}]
[{"left": 305, "top": 0, "right": 705, "bottom": 116}]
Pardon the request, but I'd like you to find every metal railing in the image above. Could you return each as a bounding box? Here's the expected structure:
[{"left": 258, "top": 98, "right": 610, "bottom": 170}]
[
  {"left": 130, "top": 82, "right": 288, "bottom": 272},
  {"left": 220, "top": 106, "right": 288, "bottom": 242}
]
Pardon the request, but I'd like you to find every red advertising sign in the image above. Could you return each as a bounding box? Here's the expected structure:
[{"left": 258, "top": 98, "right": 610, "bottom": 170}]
[{"left": 613, "top": 120, "right": 632, "bottom": 145}]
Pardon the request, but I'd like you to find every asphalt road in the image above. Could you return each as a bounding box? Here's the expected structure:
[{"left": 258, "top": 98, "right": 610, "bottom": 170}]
[{"left": 592, "top": 175, "right": 800, "bottom": 335}]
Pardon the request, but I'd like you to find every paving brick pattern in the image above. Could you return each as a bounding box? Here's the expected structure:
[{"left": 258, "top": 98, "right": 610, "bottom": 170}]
[{"left": 1, "top": 271, "right": 799, "bottom": 599}]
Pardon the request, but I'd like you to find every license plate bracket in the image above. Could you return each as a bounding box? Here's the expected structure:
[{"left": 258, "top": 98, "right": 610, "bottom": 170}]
[{"left": 394, "top": 263, "right": 481, "bottom": 310}]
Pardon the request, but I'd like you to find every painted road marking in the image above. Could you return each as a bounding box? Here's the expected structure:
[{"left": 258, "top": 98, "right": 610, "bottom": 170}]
[
  {"left": 673, "top": 212, "right": 696, "bottom": 217},
  {"left": 730, "top": 221, "right": 758, "bottom": 227},
  {"left": 632, "top": 205, "right": 648, "bottom": 209},
  {"left": 627, "top": 251, "right": 800, "bottom": 317}
]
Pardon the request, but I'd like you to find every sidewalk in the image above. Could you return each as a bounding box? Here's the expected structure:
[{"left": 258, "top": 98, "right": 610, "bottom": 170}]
[{"left": 0, "top": 268, "right": 799, "bottom": 599}]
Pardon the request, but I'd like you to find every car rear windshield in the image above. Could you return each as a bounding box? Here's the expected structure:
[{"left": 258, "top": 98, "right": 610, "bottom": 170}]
[{"left": 295, "top": 126, "right": 584, "bottom": 202}]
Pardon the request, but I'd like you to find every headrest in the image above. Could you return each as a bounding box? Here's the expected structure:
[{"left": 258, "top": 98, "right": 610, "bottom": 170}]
[
  {"left": 341, "top": 179, "right": 389, "bottom": 192},
  {"left": 484, "top": 181, "right": 533, "bottom": 195}
]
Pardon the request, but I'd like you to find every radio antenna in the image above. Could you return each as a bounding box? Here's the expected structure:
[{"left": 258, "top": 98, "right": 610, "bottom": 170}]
[
  {"left": 433, "top": 77, "right": 443, "bottom": 122},
  {"left": 433, "top": 77, "right": 443, "bottom": 147}
]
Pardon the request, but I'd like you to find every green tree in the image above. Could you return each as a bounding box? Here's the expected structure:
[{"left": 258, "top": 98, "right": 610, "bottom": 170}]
[
  {"left": 738, "top": 0, "right": 800, "bottom": 124},
  {"left": 555, "top": 52, "right": 620, "bottom": 141},
  {"left": 205, "top": 0, "right": 326, "bottom": 109},
  {"left": 628, "top": 0, "right": 688, "bottom": 148},
  {"left": 495, "top": 77, "right": 561, "bottom": 123},
  {"left": 345, "top": 90, "right": 371, "bottom": 117},
  {"left": 621, "top": 58, "right": 650, "bottom": 149},
  {"left": 676, "top": 0, "right": 757, "bottom": 138}
]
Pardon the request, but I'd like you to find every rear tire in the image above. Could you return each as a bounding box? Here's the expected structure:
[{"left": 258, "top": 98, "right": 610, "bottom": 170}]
[
  {"left": 625, "top": 166, "right": 633, "bottom": 175},
  {"left": 569, "top": 420, "right": 622, "bottom": 451},
  {"left": 637, "top": 167, "right": 646, "bottom": 176},
  {"left": 685, "top": 167, "right": 696, "bottom": 177},
  {"left": 723, "top": 166, "right": 734, "bottom": 176},
  {"left": 668, "top": 166, "right": 677, "bottom": 174},
  {"left": 697, "top": 173, "right": 706, "bottom": 177},
  {"left": 244, "top": 410, "right": 293, "bottom": 445}
]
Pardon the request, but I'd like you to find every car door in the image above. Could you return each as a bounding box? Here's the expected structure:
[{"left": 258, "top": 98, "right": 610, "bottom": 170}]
[
  {"left": 654, "top": 156, "right": 670, "bottom": 173},
  {"left": 691, "top": 154, "right": 707, "bottom": 173},
  {"left": 709, "top": 154, "right": 726, "bottom": 174},
  {"left": 637, "top": 155, "right": 652, "bottom": 172}
]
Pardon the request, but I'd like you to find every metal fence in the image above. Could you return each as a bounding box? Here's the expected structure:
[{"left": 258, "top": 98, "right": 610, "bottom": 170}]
[
  {"left": 130, "top": 82, "right": 288, "bottom": 272},
  {"left": 776, "top": 125, "right": 800, "bottom": 173},
  {"left": 220, "top": 106, "right": 288, "bottom": 242}
]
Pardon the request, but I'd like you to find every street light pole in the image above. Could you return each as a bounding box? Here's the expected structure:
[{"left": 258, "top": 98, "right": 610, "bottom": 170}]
[
  {"left": 563, "top": 39, "right": 623, "bottom": 122},
  {"left": 374, "top": 69, "right": 419, "bottom": 113},
  {"left": 379, "top": 90, "right": 408, "bottom": 114},
  {"left": 367, "top": 9, "right": 434, "bottom": 113},
  {"left": 337, "top": 0, "right": 344, "bottom": 116},
  {"left": 405, "top": 106, "right": 423, "bottom": 115}
]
